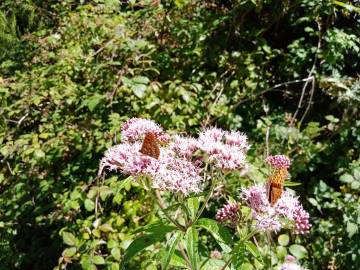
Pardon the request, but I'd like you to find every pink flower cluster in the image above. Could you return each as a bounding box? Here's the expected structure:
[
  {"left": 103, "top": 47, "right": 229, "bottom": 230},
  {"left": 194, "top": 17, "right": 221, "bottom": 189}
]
[
  {"left": 100, "top": 118, "right": 201, "bottom": 195},
  {"left": 266, "top": 155, "right": 291, "bottom": 169},
  {"left": 281, "top": 255, "right": 307, "bottom": 270},
  {"left": 216, "top": 202, "right": 239, "bottom": 225},
  {"left": 241, "top": 185, "right": 311, "bottom": 234},
  {"left": 121, "top": 118, "right": 169, "bottom": 142},
  {"left": 169, "top": 127, "right": 249, "bottom": 172}
]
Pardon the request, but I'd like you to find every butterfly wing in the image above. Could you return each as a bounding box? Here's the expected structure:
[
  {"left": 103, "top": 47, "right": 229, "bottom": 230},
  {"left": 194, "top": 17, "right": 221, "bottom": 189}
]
[
  {"left": 140, "top": 132, "right": 160, "bottom": 159},
  {"left": 267, "top": 168, "right": 288, "bottom": 205}
]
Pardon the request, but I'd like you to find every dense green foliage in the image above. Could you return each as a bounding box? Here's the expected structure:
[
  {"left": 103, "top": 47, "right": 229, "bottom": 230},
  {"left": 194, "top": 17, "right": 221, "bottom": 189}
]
[{"left": 0, "top": 0, "right": 359, "bottom": 269}]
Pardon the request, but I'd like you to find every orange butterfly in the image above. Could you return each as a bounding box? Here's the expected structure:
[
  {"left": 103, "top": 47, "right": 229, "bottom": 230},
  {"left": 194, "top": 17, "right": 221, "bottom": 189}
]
[
  {"left": 140, "top": 132, "right": 160, "bottom": 159},
  {"left": 266, "top": 167, "right": 289, "bottom": 205}
]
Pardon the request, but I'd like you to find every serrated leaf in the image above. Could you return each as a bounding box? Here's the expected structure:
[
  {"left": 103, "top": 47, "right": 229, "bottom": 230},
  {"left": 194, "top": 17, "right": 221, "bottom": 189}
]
[
  {"left": 289, "top": 244, "right": 308, "bottom": 259},
  {"left": 185, "top": 227, "right": 199, "bottom": 270},
  {"left": 195, "top": 218, "right": 232, "bottom": 252},
  {"left": 162, "top": 231, "right": 183, "bottom": 270},
  {"left": 62, "top": 232, "right": 77, "bottom": 246}
]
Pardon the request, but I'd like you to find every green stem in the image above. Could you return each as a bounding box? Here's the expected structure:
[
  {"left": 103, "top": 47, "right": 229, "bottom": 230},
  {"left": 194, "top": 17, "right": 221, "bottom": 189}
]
[{"left": 151, "top": 189, "right": 186, "bottom": 232}]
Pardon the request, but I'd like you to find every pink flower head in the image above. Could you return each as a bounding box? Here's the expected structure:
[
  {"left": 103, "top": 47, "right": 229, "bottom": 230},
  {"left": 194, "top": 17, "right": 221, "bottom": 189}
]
[
  {"left": 198, "top": 127, "right": 249, "bottom": 171},
  {"left": 99, "top": 142, "right": 159, "bottom": 176},
  {"left": 241, "top": 185, "right": 310, "bottom": 233},
  {"left": 216, "top": 202, "right": 239, "bottom": 225},
  {"left": 121, "top": 118, "right": 168, "bottom": 142},
  {"left": 266, "top": 155, "right": 291, "bottom": 169},
  {"left": 224, "top": 131, "right": 250, "bottom": 151},
  {"left": 281, "top": 255, "right": 307, "bottom": 270},
  {"left": 151, "top": 149, "right": 202, "bottom": 195},
  {"left": 169, "top": 135, "right": 200, "bottom": 159}
]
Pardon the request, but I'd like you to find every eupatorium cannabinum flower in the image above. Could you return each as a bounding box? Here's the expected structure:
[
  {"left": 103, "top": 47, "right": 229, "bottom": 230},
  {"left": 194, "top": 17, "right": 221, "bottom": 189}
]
[
  {"left": 241, "top": 185, "right": 311, "bottom": 233},
  {"left": 216, "top": 202, "right": 240, "bottom": 225},
  {"left": 281, "top": 255, "right": 307, "bottom": 270},
  {"left": 99, "top": 143, "right": 202, "bottom": 195},
  {"left": 266, "top": 155, "right": 291, "bottom": 169},
  {"left": 198, "top": 127, "right": 249, "bottom": 171},
  {"left": 121, "top": 118, "right": 169, "bottom": 142}
]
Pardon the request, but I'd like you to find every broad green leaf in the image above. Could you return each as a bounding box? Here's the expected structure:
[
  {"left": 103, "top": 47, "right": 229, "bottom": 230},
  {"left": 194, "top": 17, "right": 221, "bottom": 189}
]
[
  {"left": 245, "top": 241, "right": 262, "bottom": 261},
  {"left": 187, "top": 197, "right": 200, "bottom": 220},
  {"left": 99, "top": 223, "right": 115, "bottom": 233},
  {"left": 170, "top": 251, "right": 188, "bottom": 268},
  {"left": 339, "top": 174, "right": 354, "bottom": 183},
  {"left": 81, "top": 256, "right": 96, "bottom": 270},
  {"left": 62, "top": 232, "right": 77, "bottom": 246},
  {"left": 185, "top": 227, "right": 199, "bottom": 270},
  {"left": 92, "top": 255, "right": 105, "bottom": 265},
  {"left": 278, "top": 234, "right": 290, "bottom": 246},
  {"left": 133, "top": 76, "right": 149, "bottom": 84},
  {"left": 196, "top": 218, "right": 232, "bottom": 252},
  {"left": 276, "top": 246, "right": 287, "bottom": 258},
  {"left": 84, "top": 199, "right": 95, "bottom": 212},
  {"left": 200, "top": 259, "right": 225, "bottom": 270},
  {"left": 122, "top": 226, "right": 176, "bottom": 265},
  {"left": 162, "top": 231, "right": 183, "bottom": 270},
  {"left": 87, "top": 94, "right": 104, "bottom": 112},
  {"left": 132, "top": 84, "right": 147, "bottom": 98},
  {"left": 289, "top": 244, "right": 308, "bottom": 259},
  {"left": 63, "top": 247, "right": 77, "bottom": 257},
  {"left": 346, "top": 222, "right": 358, "bottom": 238},
  {"left": 111, "top": 247, "right": 121, "bottom": 261}
]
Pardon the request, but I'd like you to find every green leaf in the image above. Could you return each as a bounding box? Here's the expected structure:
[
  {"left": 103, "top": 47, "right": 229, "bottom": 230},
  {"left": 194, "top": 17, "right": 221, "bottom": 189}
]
[
  {"left": 187, "top": 197, "right": 199, "bottom": 220},
  {"left": 84, "top": 199, "right": 95, "bottom": 212},
  {"left": 63, "top": 247, "right": 77, "bottom": 257},
  {"left": 62, "top": 232, "right": 77, "bottom": 246},
  {"left": 244, "top": 241, "right": 262, "bottom": 261},
  {"left": 346, "top": 222, "right": 358, "bottom": 238},
  {"left": 87, "top": 94, "right": 104, "bottom": 112},
  {"left": 81, "top": 256, "right": 96, "bottom": 270},
  {"left": 92, "top": 255, "right": 105, "bottom": 265},
  {"left": 339, "top": 173, "right": 354, "bottom": 183},
  {"left": 111, "top": 247, "right": 121, "bottom": 261},
  {"left": 132, "top": 76, "right": 150, "bottom": 84},
  {"left": 122, "top": 226, "right": 176, "bottom": 265},
  {"left": 185, "top": 227, "right": 199, "bottom": 270},
  {"left": 132, "top": 84, "right": 147, "bottom": 98},
  {"left": 99, "top": 223, "right": 115, "bottom": 233},
  {"left": 276, "top": 246, "right": 287, "bottom": 258},
  {"left": 284, "top": 181, "right": 302, "bottom": 187},
  {"left": 170, "top": 251, "right": 188, "bottom": 268},
  {"left": 278, "top": 234, "right": 290, "bottom": 246},
  {"left": 289, "top": 244, "right": 308, "bottom": 259},
  {"left": 34, "top": 149, "right": 45, "bottom": 159},
  {"left": 196, "top": 218, "right": 232, "bottom": 252},
  {"left": 162, "top": 231, "right": 183, "bottom": 270}
]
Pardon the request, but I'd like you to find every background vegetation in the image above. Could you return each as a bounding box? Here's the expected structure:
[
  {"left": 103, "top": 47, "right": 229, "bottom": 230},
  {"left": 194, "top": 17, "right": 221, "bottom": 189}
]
[{"left": 0, "top": 0, "right": 359, "bottom": 269}]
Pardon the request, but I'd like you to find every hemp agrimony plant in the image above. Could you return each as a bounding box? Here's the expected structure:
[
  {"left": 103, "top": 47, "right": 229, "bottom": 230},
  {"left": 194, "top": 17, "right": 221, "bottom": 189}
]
[{"left": 99, "top": 118, "right": 310, "bottom": 270}]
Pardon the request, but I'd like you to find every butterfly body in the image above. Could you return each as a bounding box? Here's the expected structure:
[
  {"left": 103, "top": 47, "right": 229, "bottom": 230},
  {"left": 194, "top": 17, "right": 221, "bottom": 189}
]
[
  {"left": 140, "top": 132, "right": 160, "bottom": 159},
  {"left": 267, "top": 168, "right": 288, "bottom": 205}
]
